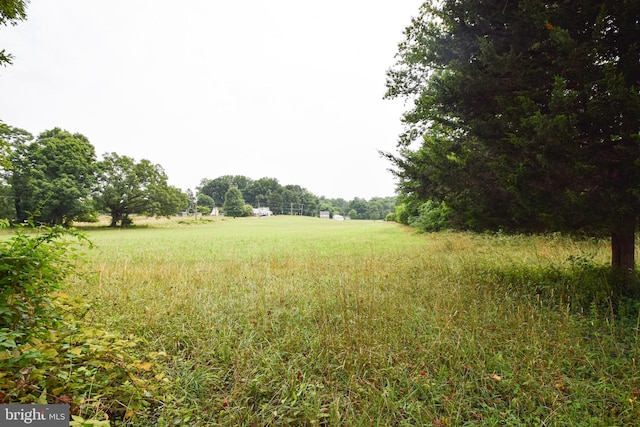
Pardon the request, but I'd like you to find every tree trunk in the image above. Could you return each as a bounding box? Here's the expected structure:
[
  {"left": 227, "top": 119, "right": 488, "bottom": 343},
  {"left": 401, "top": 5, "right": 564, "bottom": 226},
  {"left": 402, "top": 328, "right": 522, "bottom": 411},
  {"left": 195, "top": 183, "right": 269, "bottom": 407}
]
[
  {"left": 110, "top": 212, "right": 121, "bottom": 227},
  {"left": 611, "top": 217, "right": 638, "bottom": 295}
]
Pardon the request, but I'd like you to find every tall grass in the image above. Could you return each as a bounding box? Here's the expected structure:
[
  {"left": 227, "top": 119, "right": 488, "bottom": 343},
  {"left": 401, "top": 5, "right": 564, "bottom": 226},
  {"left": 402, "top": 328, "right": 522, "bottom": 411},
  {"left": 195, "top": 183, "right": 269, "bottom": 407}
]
[{"left": 69, "top": 216, "right": 640, "bottom": 425}]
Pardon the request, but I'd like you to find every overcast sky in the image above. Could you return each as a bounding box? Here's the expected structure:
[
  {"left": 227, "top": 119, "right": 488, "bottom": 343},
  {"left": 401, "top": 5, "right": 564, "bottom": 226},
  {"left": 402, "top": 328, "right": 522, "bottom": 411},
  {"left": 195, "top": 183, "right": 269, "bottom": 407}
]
[{"left": 0, "top": 1, "right": 422, "bottom": 200}]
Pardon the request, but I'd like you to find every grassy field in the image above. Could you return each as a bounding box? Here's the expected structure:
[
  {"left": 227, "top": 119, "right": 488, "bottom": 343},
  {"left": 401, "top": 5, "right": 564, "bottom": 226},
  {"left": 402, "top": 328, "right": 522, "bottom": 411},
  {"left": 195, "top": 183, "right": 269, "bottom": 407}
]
[{"left": 67, "top": 215, "right": 640, "bottom": 426}]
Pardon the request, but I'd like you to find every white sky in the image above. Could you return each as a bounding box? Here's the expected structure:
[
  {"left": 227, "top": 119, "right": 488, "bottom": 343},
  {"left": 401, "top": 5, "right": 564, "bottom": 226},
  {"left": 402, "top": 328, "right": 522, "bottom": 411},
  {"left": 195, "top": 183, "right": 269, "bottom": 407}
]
[{"left": 0, "top": 1, "right": 421, "bottom": 200}]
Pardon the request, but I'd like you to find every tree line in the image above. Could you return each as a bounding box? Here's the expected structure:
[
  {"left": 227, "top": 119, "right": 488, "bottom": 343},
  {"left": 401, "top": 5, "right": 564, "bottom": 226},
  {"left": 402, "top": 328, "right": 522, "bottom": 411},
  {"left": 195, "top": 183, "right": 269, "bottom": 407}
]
[
  {"left": 194, "top": 175, "right": 396, "bottom": 220},
  {"left": 0, "top": 124, "right": 395, "bottom": 226}
]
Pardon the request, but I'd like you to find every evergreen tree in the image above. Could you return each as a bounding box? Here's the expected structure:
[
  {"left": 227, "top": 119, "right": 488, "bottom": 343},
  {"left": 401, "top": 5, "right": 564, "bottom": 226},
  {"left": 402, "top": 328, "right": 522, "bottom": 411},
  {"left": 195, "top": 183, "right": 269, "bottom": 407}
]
[
  {"left": 385, "top": 1, "right": 640, "bottom": 286},
  {"left": 223, "top": 187, "right": 247, "bottom": 218}
]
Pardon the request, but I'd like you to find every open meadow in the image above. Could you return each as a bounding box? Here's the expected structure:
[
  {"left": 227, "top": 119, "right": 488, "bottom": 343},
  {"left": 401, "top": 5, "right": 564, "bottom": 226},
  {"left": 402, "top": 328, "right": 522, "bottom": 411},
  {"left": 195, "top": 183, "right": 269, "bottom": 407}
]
[{"left": 67, "top": 215, "right": 640, "bottom": 425}]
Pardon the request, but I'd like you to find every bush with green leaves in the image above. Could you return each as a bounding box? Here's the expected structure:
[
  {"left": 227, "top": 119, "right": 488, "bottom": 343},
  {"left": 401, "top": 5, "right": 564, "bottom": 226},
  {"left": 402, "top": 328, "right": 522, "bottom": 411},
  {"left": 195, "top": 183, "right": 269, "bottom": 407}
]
[
  {"left": 393, "top": 202, "right": 410, "bottom": 225},
  {"left": 0, "top": 220, "right": 171, "bottom": 425},
  {"left": 0, "top": 219, "right": 87, "bottom": 334},
  {"left": 409, "top": 200, "right": 451, "bottom": 232}
]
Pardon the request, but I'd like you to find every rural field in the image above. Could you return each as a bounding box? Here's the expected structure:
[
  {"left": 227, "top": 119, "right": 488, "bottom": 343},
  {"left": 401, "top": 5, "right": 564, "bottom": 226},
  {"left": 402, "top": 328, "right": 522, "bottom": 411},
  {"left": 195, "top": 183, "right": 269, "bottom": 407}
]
[{"left": 66, "top": 215, "right": 639, "bottom": 425}]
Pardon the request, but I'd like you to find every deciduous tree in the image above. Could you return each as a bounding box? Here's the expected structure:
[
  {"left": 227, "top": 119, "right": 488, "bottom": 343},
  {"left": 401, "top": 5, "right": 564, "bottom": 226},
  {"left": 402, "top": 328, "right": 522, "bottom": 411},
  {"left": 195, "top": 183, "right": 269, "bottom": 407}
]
[
  {"left": 10, "top": 128, "right": 96, "bottom": 225},
  {"left": 0, "top": 122, "right": 32, "bottom": 219},
  {"left": 268, "top": 192, "right": 284, "bottom": 215},
  {"left": 94, "top": 152, "right": 187, "bottom": 226},
  {"left": 198, "top": 175, "right": 251, "bottom": 207},
  {"left": 244, "top": 177, "right": 281, "bottom": 208},
  {"left": 197, "top": 193, "right": 215, "bottom": 211}
]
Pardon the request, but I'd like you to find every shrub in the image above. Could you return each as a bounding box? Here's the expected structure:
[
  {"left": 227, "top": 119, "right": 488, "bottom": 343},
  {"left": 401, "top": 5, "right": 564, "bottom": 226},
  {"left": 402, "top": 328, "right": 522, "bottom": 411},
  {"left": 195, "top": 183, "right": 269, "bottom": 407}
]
[
  {"left": 197, "top": 205, "right": 211, "bottom": 215},
  {"left": 409, "top": 200, "right": 450, "bottom": 232},
  {"left": 0, "top": 220, "right": 170, "bottom": 425},
  {"left": 394, "top": 203, "right": 410, "bottom": 225},
  {"left": 0, "top": 219, "right": 88, "bottom": 334}
]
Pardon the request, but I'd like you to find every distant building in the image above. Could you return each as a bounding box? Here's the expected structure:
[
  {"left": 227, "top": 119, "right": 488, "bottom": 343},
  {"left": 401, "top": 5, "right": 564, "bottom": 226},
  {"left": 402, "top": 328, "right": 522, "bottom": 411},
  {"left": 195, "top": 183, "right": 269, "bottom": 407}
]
[
  {"left": 252, "top": 207, "right": 273, "bottom": 217},
  {"left": 334, "top": 215, "right": 344, "bottom": 221},
  {"left": 211, "top": 207, "right": 220, "bottom": 216},
  {"left": 319, "top": 211, "right": 330, "bottom": 219}
]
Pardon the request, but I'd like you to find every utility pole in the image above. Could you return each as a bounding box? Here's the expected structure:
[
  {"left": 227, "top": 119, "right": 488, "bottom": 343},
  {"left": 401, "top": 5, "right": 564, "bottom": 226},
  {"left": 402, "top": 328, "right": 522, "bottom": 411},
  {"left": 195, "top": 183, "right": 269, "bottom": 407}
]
[{"left": 194, "top": 190, "right": 198, "bottom": 221}]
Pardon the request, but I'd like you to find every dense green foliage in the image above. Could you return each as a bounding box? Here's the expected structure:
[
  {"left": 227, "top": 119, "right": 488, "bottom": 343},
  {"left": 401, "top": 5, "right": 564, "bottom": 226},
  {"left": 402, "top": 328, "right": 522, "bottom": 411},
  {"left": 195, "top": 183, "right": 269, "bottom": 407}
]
[
  {"left": 222, "top": 187, "right": 247, "bottom": 218},
  {"left": 0, "top": 124, "right": 189, "bottom": 227},
  {"left": 199, "top": 175, "right": 321, "bottom": 216},
  {"left": 385, "top": 1, "right": 640, "bottom": 275},
  {"left": 195, "top": 193, "right": 215, "bottom": 212},
  {"left": 0, "top": 123, "right": 16, "bottom": 218},
  {"left": 11, "top": 128, "right": 97, "bottom": 226},
  {"left": 0, "top": 220, "right": 84, "bottom": 333},
  {"left": 94, "top": 152, "right": 188, "bottom": 227},
  {"left": 0, "top": 122, "right": 12, "bottom": 170}
]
